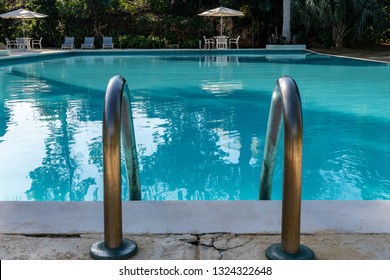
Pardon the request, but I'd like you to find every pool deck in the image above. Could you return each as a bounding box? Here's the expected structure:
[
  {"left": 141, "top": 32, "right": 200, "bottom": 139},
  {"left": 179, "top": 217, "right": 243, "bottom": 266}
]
[
  {"left": 1, "top": 201, "right": 389, "bottom": 260},
  {"left": 1, "top": 47, "right": 390, "bottom": 260},
  {"left": 310, "top": 45, "right": 390, "bottom": 63}
]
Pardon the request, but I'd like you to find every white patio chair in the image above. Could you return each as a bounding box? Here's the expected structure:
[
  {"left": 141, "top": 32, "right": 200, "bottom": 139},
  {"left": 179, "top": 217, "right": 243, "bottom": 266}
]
[
  {"left": 216, "top": 36, "right": 228, "bottom": 49},
  {"left": 32, "top": 37, "right": 43, "bottom": 50},
  {"left": 5, "top": 38, "right": 17, "bottom": 49},
  {"left": 229, "top": 36, "right": 240, "bottom": 49},
  {"left": 15, "top": 38, "right": 29, "bottom": 50},
  {"left": 203, "top": 36, "right": 215, "bottom": 49}
]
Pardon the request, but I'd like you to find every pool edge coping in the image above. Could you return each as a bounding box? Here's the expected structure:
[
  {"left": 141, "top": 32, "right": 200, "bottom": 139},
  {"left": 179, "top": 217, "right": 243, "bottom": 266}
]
[
  {"left": 1, "top": 200, "right": 389, "bottom": 235},
  {"left": 0, "top": 48, "right": 311, "bottom": 65}
]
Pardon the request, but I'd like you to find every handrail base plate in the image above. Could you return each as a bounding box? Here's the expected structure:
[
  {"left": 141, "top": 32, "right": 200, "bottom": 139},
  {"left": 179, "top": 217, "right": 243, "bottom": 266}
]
[
  {"left": 266, "top": 243, "right": 315, "bottom": 260},
  {"left": 90, "top": 238, "right": 137, "bottom": 260}
]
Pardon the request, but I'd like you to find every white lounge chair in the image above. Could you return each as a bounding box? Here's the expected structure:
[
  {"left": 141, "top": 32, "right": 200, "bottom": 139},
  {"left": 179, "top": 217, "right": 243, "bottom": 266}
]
[
  {"left": 203, "top": 36, "right": 214, "bottom": 49},
  {"left": 61, "top": 37, "right": 75, "bottom": 50},
  {"left": 229, "top": 36, "right": 240, "bottom": 49},
  {"left": 81, "top": 37, "right": 95, "bottom": 49},
  {"left": 102, "top": 37, "right": 114, "bottom": 49},
  {"left": 32, "top": 37, "right": 43, "bottom": 50}
]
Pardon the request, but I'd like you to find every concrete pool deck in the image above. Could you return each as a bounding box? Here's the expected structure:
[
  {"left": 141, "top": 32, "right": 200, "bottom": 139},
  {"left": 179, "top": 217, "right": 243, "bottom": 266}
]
[
  {"left": 1, "top": 47, "right": 390, "bottom": 260},
  {"left": 0, "top": 201, "right": 389, "bottom": 260},
  {"left": 310, "top": 45, "right": 390, "bottom": 63}
]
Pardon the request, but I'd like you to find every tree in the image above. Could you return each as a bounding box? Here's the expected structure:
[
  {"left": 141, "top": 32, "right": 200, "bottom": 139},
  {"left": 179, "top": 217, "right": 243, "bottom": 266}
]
[
  {"left": 282, "top": 0, "right": 291, "bottom": 42},
  {"left": 1, "top": 0, "right": 388, "bottom": 48},
  {"left": 86, "top": 0, "right": 112, "bottom": 36},
  {"left": 238, "top": 0, "right": 274, "bottom": 47},
  {"left": 295, "top": 0, "right": 386, "bottom": 48}
]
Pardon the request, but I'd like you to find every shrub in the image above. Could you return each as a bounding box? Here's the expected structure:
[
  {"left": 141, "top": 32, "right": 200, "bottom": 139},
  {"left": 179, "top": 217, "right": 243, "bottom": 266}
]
[{"left": 118, "top": 34, "right": 168, "bottom": 48}]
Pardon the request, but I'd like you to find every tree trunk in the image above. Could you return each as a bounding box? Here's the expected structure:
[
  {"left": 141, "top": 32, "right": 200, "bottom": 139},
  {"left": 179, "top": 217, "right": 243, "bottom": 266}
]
[
  {"left": 251, "top": 14, "right": 255, "bottom": 47},
  {"left": 334, "top": 26, "right": 348, "bottom": 48},
  {"left": 282, "top": 0, "right": 291, "bottom": 42}
]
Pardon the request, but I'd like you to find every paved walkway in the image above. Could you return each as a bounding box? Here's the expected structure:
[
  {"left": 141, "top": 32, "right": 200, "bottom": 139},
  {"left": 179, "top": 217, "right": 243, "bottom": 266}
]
[{"left": 310, "top": 45, "right": 390, "bottom": 63}]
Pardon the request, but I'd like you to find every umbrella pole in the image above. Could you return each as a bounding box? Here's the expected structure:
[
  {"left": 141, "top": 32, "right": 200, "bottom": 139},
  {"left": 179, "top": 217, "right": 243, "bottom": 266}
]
[
  {"left": 22, "top": 18, "right": 26, "bottom": 51},
  {"left": 220, "top": 17, "right": 223, "bottom": 35},
  {"left": 22, "top": 18, "right": 26, "bottom": 38}
]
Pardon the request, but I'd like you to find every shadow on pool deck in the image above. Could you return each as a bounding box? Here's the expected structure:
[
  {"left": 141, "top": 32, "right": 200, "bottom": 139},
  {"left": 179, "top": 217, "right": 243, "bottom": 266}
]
[{"left": 1, "top": 47, "right": 390, "bottom": 260}]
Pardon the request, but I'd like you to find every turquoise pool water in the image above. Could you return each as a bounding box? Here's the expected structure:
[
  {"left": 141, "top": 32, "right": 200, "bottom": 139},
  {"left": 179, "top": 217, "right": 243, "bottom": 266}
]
[{"left": 0, "top": 50, "right": 389, "bottom": 201}]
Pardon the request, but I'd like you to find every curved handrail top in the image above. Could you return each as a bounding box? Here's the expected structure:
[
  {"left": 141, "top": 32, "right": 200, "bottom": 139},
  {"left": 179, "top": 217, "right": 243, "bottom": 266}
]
[{"left": 259, "top": 75, "right": 303, "bottom": 200}]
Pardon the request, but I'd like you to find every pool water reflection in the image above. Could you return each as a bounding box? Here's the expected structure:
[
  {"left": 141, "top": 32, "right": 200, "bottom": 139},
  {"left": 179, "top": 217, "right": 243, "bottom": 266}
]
[{"left": 0, "top": 52, "right": 389, "bottom": 201}]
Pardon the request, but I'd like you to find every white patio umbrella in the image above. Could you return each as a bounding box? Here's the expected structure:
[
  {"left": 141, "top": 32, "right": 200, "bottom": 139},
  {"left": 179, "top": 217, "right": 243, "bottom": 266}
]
[
  {"left": 198, "top": 6, "right": 244, "bottom": 36},
  {"left": 0, "top": 8, "right": 48, "bottom": 38}
]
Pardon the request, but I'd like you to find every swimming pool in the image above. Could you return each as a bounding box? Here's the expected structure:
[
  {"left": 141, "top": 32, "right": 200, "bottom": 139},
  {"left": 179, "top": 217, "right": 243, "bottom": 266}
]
[{"left": 1, "top": 50, "right": 389, "bottom": 201}]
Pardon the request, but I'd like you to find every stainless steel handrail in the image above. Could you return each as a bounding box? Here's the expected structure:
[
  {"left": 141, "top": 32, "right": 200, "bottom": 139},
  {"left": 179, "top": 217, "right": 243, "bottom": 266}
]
[
  {"left": 259, "top": 76, "right": 315, "bottom": 260},
  {"left": 90, "top": 75, "right": 141, "bottom": 260}
]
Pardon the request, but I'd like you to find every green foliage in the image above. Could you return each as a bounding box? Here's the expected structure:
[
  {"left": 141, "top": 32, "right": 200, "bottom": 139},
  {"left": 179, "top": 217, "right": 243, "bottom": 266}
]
[
  {"left": 55, "top": 0, "right": 90, "bottom": 46},
  {"left": 148, "top": 0, "right": 170, "bottom": 13},
  {"left": 118, "top": 34, "right": 168, "bottom": 48},
  {"left": 119, "top": 0, "right": 150, "bottom": 14},
  {"left": 0, "top": 0, "right": 389, "bottom": 48},
  {"left": 294, "top": 0, "right": 388, "bottom": 47}
]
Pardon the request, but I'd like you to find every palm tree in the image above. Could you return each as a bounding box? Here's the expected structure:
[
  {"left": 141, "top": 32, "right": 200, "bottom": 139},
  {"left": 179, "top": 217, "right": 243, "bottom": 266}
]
[
  {"left": 296, "top": 0, "right": 384, "bottom": 48},
  {"left": 333, "top": 0, "right": 383, "bottom": 48},
  {"left": 282, "top": 0, "right": 291, "bottom": 42}
]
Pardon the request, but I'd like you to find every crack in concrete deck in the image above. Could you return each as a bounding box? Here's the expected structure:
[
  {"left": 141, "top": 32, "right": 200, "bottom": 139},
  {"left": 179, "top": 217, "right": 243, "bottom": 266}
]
[{"left": 1, "top": 233, "right": 389, "bottom": 260}]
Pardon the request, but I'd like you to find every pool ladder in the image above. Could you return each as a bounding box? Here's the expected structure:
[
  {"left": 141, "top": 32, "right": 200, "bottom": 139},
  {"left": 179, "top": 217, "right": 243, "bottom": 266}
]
[
  {"left": 90, "top": 75, "right": 315, "bottom": 260},
  {"left": 90, "top": 76, "right": 141, "bottom": 259},
  {"left": 259, "top": 76, "right": 315, "bottom": 260}
]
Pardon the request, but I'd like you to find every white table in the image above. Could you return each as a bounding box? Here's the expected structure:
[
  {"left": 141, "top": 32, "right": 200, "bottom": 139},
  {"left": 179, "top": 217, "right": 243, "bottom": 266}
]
[
  {"left": 214, "top": 36, "right": 229, "bottom": 49},
  {"left": 16, "top": 37, "right": 32, "bottom": 50}
]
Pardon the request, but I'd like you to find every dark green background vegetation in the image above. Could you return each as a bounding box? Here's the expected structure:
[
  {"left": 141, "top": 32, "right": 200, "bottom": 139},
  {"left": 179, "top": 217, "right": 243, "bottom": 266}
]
[{"left": 0, "top": 0, "right": 389, "bottom": 49}]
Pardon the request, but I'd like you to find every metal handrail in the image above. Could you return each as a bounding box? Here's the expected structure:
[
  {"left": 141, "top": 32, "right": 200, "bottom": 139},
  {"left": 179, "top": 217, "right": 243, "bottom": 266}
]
[
  {"left": 259, "top": 76, "right": 315, "bottom": 260},
  {"left": 90, "top": 75, "right": 141, "bottom": 260}
]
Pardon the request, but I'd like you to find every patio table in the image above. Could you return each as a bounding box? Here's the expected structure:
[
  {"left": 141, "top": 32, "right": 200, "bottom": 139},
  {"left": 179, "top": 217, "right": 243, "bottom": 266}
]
[
  {"left": 16, "top": 37, "right": 32, "bottom": 50},
  {"left": 214, "top": 36, "right": 229, "bottom": 49}
]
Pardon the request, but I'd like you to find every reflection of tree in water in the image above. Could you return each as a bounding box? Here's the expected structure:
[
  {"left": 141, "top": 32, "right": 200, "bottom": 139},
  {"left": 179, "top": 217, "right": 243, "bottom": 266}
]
[
  {"left": 26, "top": 99, "right": 96, "bottom": 201},
  {"left": 88, "top": 135, "right": 130, "bottom": 201},
  {"left": 140, "top": 102, "right": 226, "bottom": 200},
  {"left": 20, "top": 56, "right": 271, "bottom": 201},
  {"left": 134, "top": 86, "right": 269, "bottom": 200},
  {"left": 0, "top": 91, "right": 11, "bottom": 142},
  {"left": 23, "top": 62, "right": 103, "bottom": 201}
]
